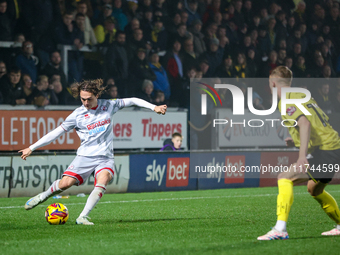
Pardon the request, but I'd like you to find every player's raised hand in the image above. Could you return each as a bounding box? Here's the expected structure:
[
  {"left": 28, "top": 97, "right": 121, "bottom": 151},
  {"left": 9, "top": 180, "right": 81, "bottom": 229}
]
[
  {"left": 18, "top": 148, "right": 32, "bottom": 160},
  {"left": 285, "top": 137, "right": 295, "bottom": 147},
  {"left": 154, "top": 105, "right": 167, "bottom": 115}
]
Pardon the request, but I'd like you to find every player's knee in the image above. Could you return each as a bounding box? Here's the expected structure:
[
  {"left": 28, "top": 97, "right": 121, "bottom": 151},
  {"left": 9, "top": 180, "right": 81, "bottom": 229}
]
[
  {"left": 278, "top": 172, "right": 290, "bottom": 180},
  {"left": 308, "top": 186, "right": 322, "bottom": 196},
  {"left": 96, "top": 171, "right": 112, "bottom": 185},
  {"left": 59, "top": 176, "right": 77, "bottom": 189}
]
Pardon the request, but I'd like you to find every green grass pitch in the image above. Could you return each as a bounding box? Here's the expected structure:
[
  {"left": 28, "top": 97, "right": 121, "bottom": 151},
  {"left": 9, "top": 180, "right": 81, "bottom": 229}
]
[{"left": 1, "top": 185, "right": 340, "bottom": 255}]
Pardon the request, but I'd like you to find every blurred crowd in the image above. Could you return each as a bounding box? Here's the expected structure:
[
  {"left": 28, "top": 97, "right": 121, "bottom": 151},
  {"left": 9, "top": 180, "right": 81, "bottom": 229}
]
[{"left": 1, "top": 0, "right": 340, "bottom": 113}]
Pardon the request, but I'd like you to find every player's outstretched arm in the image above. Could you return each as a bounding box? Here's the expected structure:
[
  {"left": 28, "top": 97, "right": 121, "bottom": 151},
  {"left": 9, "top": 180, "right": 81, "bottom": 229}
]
[
  {"left": 18, "top": 126, "right": 66, "bottom": 160},
  {"left": 123, "top": 97, "right": 167, "bottom": 115}
]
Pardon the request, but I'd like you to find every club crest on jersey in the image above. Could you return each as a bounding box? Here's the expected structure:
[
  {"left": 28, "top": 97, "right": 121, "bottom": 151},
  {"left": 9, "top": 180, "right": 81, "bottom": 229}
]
[
  {"left": 100, "top": 105, "right": 108, "bottom": 111},
  {"left": 84, "top": 114, "right": 90, "bottom": 119},
  {"left": 287, "top": 106, "right": 296, "bottom": 116}
]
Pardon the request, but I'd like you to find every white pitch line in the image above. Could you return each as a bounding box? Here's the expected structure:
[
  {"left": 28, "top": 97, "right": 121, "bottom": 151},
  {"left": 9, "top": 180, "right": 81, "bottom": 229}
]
[{"left": 1, "top": 190, "right": 340, "bottom": 210}]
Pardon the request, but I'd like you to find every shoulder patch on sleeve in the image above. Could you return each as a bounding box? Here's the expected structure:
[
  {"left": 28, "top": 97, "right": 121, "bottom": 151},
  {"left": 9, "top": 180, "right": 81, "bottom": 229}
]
[{"left": 287, "top": 106, "right": 297, "bottom": 116}]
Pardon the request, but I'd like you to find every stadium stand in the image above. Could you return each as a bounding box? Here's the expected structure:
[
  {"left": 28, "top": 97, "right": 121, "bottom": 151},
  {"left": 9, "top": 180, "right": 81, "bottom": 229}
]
[{"left": 0, "top": 0, "right": 340, "bottom": 113}]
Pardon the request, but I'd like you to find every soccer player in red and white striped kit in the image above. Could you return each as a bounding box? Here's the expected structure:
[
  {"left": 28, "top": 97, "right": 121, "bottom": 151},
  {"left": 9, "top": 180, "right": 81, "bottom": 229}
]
[{"left": 20, "top": 79, "right": 167, "bottom": 225}]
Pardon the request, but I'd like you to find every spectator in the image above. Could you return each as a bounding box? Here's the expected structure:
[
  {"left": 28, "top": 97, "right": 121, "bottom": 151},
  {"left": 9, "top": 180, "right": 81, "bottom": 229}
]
[
  {"left": 54, "top": 11, "right": 85, "bottom": 83},
  {"left": 313, "top": 83, "right": 332, "bottom": 114},
  {"left": 41, "top": 51, "right": 67, "bottom": 90},
  {"left": 125, "top": 18, "right": 140, "bottom": 39},
  {"left": 234, "top": 53, "right": 248, "bottom": 78},
  {"left": 50, "top": 77, "right": 72, "bottom": 105},
  {"left": 233, "top": 0, "right": 245, "bottom": 28},
  {"left": 22, "top": 74, "right": 33, "bottom": 103},
  {"left": 112, "top": 0, "right": 128, "bottom": 31},
  {"left": 101, "top": 81, "right": 120, "bottom": 99},
  {"left": 92, "top": 3, "right": 113, "bottom": 28},
  {"left": 293, "top": 55, "right": 308, "bottom": 78},
  {"left": 138, "top": 79, "right": 154, "bottom": 103},
  {"left": 77, "top": 2, "right": 97, "bottom": 46},
  {"left": 258, "top": 25, "right": 271, "bottom": 58},
  {"left": 149, "top": 50, "right": 170, "bottom": 100},
  {"left": 186, "top": 0, "right": 200, "bottom": 26},
  {"left": 249, "top": 15, "right": 260, "bottom": 31},
  {"left": 284, "top": 56, "right": 293, "bottom": 70},
  {"left": 140, "top": 6, "right": 153, "bottom": 36},
  {"left": 166, "top": 12, "right": 182, "bottom": 36},
  {"left": 105, "top": 30, "right": 129, "bottom": 95},
  {"left": 189, "top": 19, "right": 206, "bottom": 57},
  {"left": 215, "top": 55, "right": 236, "bottom": 78},
  {"left": 261, "top": 50, "right": 278, "bottom": 77},
  {"left": 322, "top": 65, "right": 333, "bottom": 79},
  {"left": 267, "top": 17, "right": 276, "bottom": 52},
  {"left": 321, "top": 43, "right": 334, "bottom": 72},
  {"left": 15, "top": 41, "right": 38, "bottom": 83},
  {"left": 126, "top": 0, "right": 139, "bottom": 20},
  {"left": 243, "top": 0, "right": 255, "bottom": 26},
  {"left": 182, "top": 38, "right": 199, "bottom": 73},
  {"left": 293, "top": 1, "right": 306, "bottom": 25},
  {"left": 106, "top": 84, "right": 119, "bottom": 99},
  {"left": 0, "top": 0, "right": 12, "bottom": 41},
  {"left": 198, "top": 58, "right": 210, "bottom": 78},
  {"left": 180, "top": 10, "right": 189, "bottom": 26},
  {"left": 154, "top": 90, "right": 166, "bottom": 105},
  {"left": 246, "top": 48, "right": 258, "bottom": 77},
  {"left": 275, "top": 10, "right": 287, "bottom": 42},
  {"left": 311, "top": 56, "right": 325, "bottom": 78},
  {"left": 160, "top": 132, "right": 183, "bottom": 151},
  {"left": 0, "top": 60, "right": 6, "bottom": 79},
  {"left": 29, "top": 75, "right": 58, "bottom": 107},
  {"left": 165, "top": 39, "right": 183, "bottom": 87},
  {"left": 129, "top": 47, "right": 156, "bottom": 95},
  {"left": 126, "top": 28, "right": 145, "bottom": 61},
  {"left": 202, "top": 38, "right": 224, "bottom": 77},
  {"left": 94, "top": 16, "right": 117, "bottom": 46},
  {"left": 202, "top": 0, "right": 221, "bottom": 24},
  {"left": 176, "top": 23, "right": 191, "bottom": 46},
  {"left": 0, "top": 66, "right": 26, "bottom": 105},
  {"left": 147, "top": 15, "right": 168, "bottom": 51},
  {"left": 277, "top": 48, "right": 287, "bottom": 66}
]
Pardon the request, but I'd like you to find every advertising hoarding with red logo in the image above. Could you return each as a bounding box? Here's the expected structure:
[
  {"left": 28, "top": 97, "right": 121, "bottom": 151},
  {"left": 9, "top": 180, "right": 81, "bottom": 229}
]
[
  {"left": 224, "top": 155, "right": 245, "bottom": 184},
  {"left": 0, "top": 109, "right": 187, "bottom": 150},
  {"left": 166, "top": 157, "right": 190, "bottom": 187}
]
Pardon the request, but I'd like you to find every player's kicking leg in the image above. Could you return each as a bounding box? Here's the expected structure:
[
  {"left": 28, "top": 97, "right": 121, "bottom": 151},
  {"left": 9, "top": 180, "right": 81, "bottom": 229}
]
[
  {"left": 76, "top": 169, "right": 112, "bottom": 225},
  {"left": 25, "top": 176, "right": 76, "bottom": 210},
  {"left": 307, "top": 179, "right": 340, "bottom": 236},
  {"left": 257, "top": 163, "right": 309, "bottom": 240}
]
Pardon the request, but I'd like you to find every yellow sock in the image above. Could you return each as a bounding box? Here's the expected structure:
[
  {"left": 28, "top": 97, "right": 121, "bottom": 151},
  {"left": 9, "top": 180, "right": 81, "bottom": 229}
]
[
  {"left": 277, "top": 179, "right": 294, "bottom": 222},
  {"left": 313, "top": 191, "right": 340, "bottom": 224}
]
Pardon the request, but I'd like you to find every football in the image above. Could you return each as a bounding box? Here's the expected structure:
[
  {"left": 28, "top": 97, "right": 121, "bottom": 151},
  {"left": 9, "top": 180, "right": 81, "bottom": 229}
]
[{"left": 45, "top": 203, "right": 69, "bottom": 225}]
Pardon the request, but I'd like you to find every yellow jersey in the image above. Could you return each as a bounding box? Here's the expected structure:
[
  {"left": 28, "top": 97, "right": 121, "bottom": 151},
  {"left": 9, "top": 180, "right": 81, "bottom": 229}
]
[{"left": 279, "top": 92, "right": 340, "bottom": 153}]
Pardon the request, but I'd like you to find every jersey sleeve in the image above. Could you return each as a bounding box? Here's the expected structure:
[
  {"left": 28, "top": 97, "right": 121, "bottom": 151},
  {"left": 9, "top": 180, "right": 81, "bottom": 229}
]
[
  {"left": 109, "top": 99, "right": 125, "bottom": 115},
  {"left": 60, "top": 111, "right": 77, "bottom": 132}
]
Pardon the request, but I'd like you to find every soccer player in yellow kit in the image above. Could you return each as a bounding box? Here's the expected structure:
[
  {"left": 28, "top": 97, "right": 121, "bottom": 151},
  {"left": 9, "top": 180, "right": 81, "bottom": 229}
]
[{"left": 258, "top": 66, "right": 340, "bottom": 240}]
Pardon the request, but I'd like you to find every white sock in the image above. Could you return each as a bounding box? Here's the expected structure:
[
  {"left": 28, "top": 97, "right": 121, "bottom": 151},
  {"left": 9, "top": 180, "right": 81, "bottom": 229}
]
[
  {"left": 337, "top": 225, "right": 340, "bottom": 230},
  {"left": 40, "top": 179, "right": 62, "bottom": 201},
  {"left": 274, "top": 220, "right": 287, "bottom": 232},
  {"left": 79, "top": 184, "right": 106, "bottom": 217}
]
